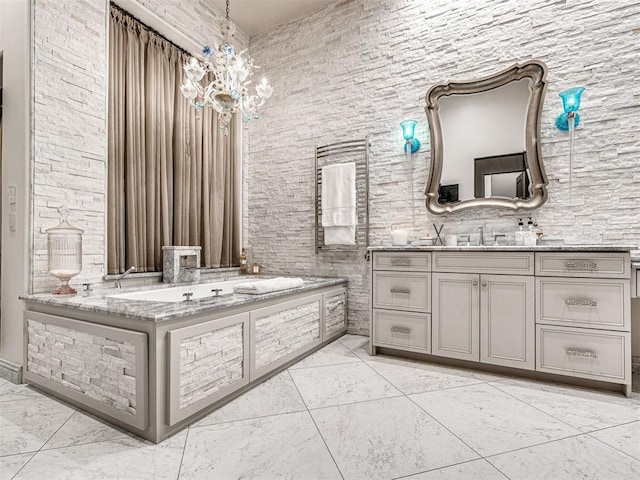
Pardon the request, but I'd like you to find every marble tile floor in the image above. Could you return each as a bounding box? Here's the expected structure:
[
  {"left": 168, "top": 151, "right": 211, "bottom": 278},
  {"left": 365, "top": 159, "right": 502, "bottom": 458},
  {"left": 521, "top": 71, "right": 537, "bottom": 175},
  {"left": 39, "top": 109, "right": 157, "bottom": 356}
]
[{"left": 1, "top": 335, "right": 639, "bottom": 480}]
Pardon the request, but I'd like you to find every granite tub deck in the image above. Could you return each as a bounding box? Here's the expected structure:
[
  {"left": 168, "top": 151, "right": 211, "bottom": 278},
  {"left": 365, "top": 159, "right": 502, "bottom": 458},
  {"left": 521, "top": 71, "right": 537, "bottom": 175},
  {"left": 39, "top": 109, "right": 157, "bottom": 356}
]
[{"left": 21, "top": 276, "right": 348, "bottom": 443}]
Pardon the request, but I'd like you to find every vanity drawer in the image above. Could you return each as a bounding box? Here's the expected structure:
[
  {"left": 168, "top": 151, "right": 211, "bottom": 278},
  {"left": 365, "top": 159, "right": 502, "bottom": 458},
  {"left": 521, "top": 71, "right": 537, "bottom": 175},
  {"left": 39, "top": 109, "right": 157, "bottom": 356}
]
[
  {"left": 536, "top": 278, "right": 630, "bottom": 331},
  {"left": 373, "top": 309, "right": 430, "bottom": 353},
  {"left": 373, "top": 252, "right": 431, "bottom": 272},
  {"left": 373, "top": 271, "right": 430, "bottom": 312},
  {"left": 536, "top": 325, "right": 630, "bottom": 383},
  {"left": 535, "top": 252, "right": 630, "bottom": 279},
  {"left": 432, "top": 252, "right": 534, "bottom": 275}
]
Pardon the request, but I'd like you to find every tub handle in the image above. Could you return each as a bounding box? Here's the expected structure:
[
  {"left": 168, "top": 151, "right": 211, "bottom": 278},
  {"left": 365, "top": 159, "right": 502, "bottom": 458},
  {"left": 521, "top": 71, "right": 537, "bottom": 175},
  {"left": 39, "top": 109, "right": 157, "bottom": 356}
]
[
  {"left": 211, "top": 288, "right": 222, "bottom": 297},
  {"left": 183, "top": 292, "right": 194, "bottom": 302}
]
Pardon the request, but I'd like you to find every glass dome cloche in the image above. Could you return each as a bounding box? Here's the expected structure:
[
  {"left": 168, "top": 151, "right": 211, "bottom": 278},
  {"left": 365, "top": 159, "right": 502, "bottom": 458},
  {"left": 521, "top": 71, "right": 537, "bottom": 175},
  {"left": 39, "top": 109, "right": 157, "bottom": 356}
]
[{"left": 45, "top": 206, "right": 83, "bottom": 295}]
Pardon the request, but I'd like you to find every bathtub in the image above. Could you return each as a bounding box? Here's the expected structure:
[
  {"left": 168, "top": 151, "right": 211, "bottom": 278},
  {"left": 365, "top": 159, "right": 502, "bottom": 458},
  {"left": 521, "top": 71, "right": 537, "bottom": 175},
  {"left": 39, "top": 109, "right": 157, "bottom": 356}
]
[{"left": 108, "top": 277, "right": 260, "bottom": 303}]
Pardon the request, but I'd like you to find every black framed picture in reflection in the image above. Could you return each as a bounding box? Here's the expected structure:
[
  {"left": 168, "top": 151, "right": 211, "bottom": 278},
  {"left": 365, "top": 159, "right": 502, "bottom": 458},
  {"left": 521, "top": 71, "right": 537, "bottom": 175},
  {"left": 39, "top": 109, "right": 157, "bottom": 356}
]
[{"left": 438, "top": 184, "right": 459, "bottom": 204}]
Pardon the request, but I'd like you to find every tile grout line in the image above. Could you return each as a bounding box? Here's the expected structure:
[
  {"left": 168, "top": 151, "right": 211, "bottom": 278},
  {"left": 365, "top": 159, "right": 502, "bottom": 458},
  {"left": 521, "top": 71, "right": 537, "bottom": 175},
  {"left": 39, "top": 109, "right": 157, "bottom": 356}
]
[
  {"left": 9, "top": 453, "right": 36, "bottom": 480},
  {"left": 486, "top": 381, "right": 604, "bottom": 434},
  {"left": 9, "top": 406, "right": 78, "bottom": 479},
  {"left": 285, "top": 368, "right": 346, "bottom": 480},
  {"left": 390, "top": 458, "right": 512, "bottom": 480},
  {"left": 175, "top": 427, "right": 191, "bottom": 480},
  {"left": 585, "top": 429, "right": 640, "bottom": 463}
]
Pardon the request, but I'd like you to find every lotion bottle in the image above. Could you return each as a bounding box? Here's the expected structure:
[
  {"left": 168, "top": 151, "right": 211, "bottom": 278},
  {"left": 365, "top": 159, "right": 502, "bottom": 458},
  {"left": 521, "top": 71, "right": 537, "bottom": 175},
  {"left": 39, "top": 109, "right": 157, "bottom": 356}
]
[
  {"left": 524, "top": 217, "right": 537, "bottom": 246},
  {"left": 515, "top": 218, "right": 525, "bottom": 246}
]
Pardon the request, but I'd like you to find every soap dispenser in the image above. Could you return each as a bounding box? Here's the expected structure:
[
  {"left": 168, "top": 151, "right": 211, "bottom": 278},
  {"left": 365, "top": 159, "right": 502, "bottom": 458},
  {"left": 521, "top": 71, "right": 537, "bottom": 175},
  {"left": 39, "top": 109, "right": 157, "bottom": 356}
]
[
  {"left": 515, "top": 218, "right": 525, "bottom": 246},
  {"left": 524, "top": 217, "right": 537, "bottom": 246}
]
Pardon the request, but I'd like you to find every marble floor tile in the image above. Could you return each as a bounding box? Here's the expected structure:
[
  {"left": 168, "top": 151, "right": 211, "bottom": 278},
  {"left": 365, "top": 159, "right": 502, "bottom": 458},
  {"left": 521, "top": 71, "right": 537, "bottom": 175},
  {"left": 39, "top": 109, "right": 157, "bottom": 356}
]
[
  {"left": 289, "top": 362, "right": 401, "bottom": 409},
  {"left": 0, "top": 453, "right": 34, "bottom": 480},
  {"left": 410, "top": 383, "right": 580, "bottom": 457},
  {"left": 0, "top": 383, "right": 51, "bottom": 403},
  {"left": 193, "top": 370, "right": 306, "bottom": 427},
  {"left": 366, "top": 356, "right": 485, "bottom": 394},
  {"left": 290, "top": 339, "right": 361, "bottom": 370},
  {"left": 403, "top": 459, "right": 508, "bottom": 480},
  {"left": 492, "top": 378, "right": 640, "bottom": 432},
  {"left": 42, "top": 410, "right": 131, "bottom": 450},
  {"left": 338, "top": 333, "right": 369, "bottom": 352},
  {"left": 487, "top": 434, "right": 640, "bottom": 480},
  {"left": 0, "top": 395, "right": 76, "bottom": 456},
  {"left": 590, "top": 421, "right": 640, "bottom": 460},
  {"left": 310, "top": 396, "right": 478, "bottom": 480},
  {"left": 14, "top": 431, "right": 186, "bottom": 480},
  {"left": 180, "top": 411, "right": 341, "bottom": 479}
]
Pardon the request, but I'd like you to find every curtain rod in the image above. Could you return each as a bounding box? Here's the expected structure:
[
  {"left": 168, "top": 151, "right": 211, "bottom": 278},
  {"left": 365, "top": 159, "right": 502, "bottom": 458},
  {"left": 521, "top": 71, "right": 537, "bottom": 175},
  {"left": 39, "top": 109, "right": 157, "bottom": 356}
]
[{"left": 109, "top": 2, "right": 194, "bottom": 58}]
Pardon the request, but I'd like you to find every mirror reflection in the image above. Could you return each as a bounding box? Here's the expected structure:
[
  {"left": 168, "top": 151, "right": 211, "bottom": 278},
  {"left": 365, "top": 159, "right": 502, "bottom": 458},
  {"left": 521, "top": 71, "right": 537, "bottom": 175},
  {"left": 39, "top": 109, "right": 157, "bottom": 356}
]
[{"left": 438, "top": 79, "right": 531, "bottom": 203}]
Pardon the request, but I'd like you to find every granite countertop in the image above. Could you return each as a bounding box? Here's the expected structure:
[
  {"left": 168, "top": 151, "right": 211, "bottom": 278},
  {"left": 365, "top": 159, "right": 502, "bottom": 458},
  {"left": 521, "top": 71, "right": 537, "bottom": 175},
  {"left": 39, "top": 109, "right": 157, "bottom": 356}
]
[
  {"left": 21, "top": 276, "right": 348, "bottom": 322},
  {"left": 368, "top": 245, "right": 638, "bottom": 253}
]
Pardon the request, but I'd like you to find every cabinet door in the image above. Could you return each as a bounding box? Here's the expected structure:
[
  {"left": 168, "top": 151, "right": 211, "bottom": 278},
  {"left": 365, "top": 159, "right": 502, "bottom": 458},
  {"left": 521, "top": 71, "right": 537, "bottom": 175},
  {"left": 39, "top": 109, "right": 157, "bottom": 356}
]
[
  {"left": 432, "top": 273, "right": 479, "bottom": 362},
  {"left": 480, "top": 275, "right": 535, "bottom": 370}
]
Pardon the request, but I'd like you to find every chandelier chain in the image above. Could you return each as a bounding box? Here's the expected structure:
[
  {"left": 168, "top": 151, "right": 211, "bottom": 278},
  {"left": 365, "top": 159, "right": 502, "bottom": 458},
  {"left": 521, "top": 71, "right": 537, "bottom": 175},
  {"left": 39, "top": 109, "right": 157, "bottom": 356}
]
[{"left": 225, "top": 0, "right": 229, "bottom": 20}]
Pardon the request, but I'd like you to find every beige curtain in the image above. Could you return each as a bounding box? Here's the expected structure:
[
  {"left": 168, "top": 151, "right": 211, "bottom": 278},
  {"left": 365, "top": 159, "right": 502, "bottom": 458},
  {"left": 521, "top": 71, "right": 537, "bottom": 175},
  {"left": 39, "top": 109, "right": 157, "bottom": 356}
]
[{"left": 107, "top": 6, "right": 240, "bottom": 274}]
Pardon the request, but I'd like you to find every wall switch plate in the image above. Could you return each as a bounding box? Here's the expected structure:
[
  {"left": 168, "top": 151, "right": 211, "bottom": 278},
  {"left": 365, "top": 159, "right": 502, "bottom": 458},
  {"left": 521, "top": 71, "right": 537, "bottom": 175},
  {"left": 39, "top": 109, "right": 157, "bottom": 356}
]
[{"left": 8, "top": 185, "right": 17, "bottom": 204}]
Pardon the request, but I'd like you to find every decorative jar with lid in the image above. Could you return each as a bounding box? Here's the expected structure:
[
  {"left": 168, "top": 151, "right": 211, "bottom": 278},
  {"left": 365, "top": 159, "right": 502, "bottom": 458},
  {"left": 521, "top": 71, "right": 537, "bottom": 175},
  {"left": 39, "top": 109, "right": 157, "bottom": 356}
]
[{"left": 45, "top": 206, "right": 83, "bottom": 294}]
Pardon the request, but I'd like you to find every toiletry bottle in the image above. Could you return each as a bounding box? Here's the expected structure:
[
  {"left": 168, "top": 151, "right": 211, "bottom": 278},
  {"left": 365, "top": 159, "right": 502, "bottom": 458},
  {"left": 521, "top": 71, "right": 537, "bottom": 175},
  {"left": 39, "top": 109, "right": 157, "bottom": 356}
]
[
  {"left": 515, "top": 218, "right": 525, "bottom": 246},
  {"left": 524, "top": 217, "right": 537, "bottom": 246},
  {"left": 240, "top": 248, "right": 248, "bottom": 274}
]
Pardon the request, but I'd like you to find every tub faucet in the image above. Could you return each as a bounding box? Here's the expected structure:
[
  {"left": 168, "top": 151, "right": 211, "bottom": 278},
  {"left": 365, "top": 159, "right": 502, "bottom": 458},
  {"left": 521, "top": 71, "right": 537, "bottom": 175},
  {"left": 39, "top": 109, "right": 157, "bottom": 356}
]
[{"left": 114, "top": 266, "right": 136, "bottom": 289}]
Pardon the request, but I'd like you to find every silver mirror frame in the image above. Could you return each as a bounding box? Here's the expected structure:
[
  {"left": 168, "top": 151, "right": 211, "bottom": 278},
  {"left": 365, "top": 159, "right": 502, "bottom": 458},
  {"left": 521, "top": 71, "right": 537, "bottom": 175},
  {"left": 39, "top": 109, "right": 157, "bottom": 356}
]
[{"left": 424, "top": 60, "right": 549, "bottom": 214}]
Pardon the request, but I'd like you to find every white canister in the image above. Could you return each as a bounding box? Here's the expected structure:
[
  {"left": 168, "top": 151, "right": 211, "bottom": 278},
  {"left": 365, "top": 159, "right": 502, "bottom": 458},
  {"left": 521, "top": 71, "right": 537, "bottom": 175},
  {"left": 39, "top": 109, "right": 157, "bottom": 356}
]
[
  {"left": 391, "top": 229, "right": 409, "bottom": 246},
  {"left": 445, "top": 234, "right": 457, "bottom": 246}
]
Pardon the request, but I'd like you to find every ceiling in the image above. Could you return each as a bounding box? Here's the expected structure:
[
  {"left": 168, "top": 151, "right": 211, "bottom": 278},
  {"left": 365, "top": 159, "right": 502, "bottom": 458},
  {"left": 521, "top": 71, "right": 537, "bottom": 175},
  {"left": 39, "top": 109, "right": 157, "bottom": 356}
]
[{"left": 210, "top": 0, "right": 337, "bottom": 37}]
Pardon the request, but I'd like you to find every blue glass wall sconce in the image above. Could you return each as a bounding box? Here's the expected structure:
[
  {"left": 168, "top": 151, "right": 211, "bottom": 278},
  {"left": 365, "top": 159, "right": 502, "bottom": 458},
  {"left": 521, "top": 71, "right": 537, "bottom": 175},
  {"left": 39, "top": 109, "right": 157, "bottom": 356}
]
[
  {"left": 401, "top": 120, "right": 421, "bottom": 153},
  {"left": 555, "top": 86, "right": 585, "bottom": 131}
]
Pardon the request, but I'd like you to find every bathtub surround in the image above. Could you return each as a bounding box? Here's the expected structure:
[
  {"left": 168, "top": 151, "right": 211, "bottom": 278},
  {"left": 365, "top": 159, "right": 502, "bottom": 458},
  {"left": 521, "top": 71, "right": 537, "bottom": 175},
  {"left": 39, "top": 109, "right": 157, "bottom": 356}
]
[
  {"left": 247, "top": 0, "right": 640, "bottom": 335},
  {"left": 21, "top": 276, "right": 347, "bottom": 441}
]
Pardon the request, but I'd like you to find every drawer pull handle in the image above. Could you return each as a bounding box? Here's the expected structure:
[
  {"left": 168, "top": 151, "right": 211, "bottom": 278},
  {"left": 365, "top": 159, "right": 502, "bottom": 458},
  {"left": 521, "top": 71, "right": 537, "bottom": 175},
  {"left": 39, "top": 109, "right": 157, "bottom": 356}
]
[
  {"left": 390, "top": 258, "right": 412, "bottom": 266},
  {"left": 390, "top": 287, "right": 411, "bottom": 295},
  {"left": 390, "top": 326, "right": 411, "bottom": 335},
  {"left": 565, "top": 298, "right": 598, "bottom": 307},
  {"left": 565, "top": 261, "right": 598, "bottom": 270},
  {"left": 566, "top": 348, "right": 598, "bottom": 359}
]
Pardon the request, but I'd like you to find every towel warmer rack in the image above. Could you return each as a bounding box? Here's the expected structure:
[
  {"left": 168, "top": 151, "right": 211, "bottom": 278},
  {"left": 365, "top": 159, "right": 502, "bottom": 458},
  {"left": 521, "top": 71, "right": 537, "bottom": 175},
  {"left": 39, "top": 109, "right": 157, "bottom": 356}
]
[{"left": 314, "top": 137, "right": 370, "bottom": 257}]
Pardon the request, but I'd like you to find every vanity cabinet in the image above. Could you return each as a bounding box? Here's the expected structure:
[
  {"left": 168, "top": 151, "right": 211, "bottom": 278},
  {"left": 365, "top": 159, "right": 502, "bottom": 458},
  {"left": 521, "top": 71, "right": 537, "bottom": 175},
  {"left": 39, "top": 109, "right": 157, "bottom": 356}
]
[
  {"left": 431, "top": 255, "right": 535, "bottom": 370},
  {"left": 370, "top": 248, "right": 632, "bottom": 396}
]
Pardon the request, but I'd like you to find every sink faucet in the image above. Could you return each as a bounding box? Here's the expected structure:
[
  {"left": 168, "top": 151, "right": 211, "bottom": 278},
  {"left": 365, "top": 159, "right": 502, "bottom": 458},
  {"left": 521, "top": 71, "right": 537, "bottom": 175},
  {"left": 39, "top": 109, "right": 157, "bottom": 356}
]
[{"left": 114, "top": 266, "right": 136, "bottom": 289}]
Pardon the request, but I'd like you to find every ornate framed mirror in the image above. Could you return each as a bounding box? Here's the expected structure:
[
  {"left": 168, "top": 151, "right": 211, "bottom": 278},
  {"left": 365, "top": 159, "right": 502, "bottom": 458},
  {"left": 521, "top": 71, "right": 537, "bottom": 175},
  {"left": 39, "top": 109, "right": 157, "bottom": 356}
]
[{"left": 424, "top": 60, "right": 548, "bottom": 214}]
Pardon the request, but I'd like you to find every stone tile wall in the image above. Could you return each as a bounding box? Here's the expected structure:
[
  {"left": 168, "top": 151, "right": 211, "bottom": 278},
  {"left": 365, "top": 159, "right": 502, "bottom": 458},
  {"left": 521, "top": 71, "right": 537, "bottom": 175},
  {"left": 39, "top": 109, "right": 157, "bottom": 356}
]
[
  {"left": 27, "top": 319, "right": 137, "bottom": 415},
  {"left": 179, "top": 323, "right": 244, "bottom": 408},
  {"left": 247, "top": 0, "right": 640, "bottom": 334},
  {"left": 254, "top": 300, "right": 320, "bottom": 370}
]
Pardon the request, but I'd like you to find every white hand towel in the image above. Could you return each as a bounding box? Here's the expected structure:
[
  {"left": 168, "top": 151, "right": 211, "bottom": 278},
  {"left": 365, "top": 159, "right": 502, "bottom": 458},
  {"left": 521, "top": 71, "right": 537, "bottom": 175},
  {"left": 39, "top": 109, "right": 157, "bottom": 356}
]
[
  {"left": 233, "top": 277, "right": 304, "bottom": 295},
  {"left": 322, "top": 162, "right": 356, "bottom": 245}
]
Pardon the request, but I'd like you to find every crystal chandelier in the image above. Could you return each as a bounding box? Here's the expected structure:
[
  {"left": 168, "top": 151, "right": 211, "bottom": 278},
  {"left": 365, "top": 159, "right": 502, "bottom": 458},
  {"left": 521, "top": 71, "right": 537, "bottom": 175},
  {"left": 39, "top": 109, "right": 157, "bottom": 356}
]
[{"left": 180, "top": 0, "right": 273, "bottom": 133}]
